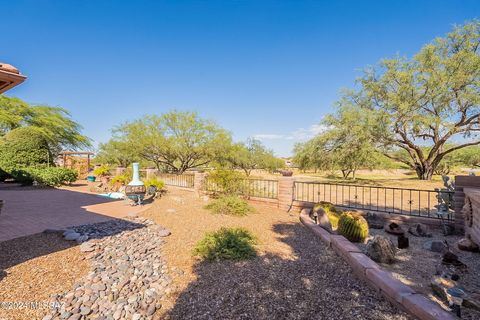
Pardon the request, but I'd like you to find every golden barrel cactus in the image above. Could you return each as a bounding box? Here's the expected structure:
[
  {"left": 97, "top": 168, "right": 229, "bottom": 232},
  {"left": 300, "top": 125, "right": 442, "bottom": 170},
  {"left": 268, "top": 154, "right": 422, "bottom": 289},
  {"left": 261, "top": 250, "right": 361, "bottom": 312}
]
[{"left": 338, "top": 211, "right": 369, "bottom": 242}]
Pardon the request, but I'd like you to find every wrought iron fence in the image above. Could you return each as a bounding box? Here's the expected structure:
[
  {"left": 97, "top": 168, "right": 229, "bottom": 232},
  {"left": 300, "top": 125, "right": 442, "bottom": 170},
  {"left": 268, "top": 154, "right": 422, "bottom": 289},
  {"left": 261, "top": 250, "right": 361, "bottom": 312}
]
[
  {"left": 204, "top": 177, "right": 278, "bottom": 199},
  {"left": 157, "top": 173, "right": 195, "bottom": 188},
  {"left": 294, "top": 181, "right": 454, "bottom": 220}
]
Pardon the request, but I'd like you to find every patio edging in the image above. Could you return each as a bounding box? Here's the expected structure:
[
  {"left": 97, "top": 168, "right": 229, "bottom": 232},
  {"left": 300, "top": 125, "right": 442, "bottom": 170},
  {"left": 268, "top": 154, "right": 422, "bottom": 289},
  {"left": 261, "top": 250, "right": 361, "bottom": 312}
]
[{"left": 299, "top": 210, "right": 455, "bottom": 320}]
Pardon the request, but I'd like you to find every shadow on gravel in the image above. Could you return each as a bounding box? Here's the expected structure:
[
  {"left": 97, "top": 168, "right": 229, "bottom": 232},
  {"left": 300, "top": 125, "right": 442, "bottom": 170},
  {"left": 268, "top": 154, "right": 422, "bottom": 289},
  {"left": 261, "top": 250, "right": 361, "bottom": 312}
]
[
  {"left": 165, "top": 222, "right": 411, "bottom": 320},
  {"left": 0, "top": 219, "right": 146, "bottom": 282}
]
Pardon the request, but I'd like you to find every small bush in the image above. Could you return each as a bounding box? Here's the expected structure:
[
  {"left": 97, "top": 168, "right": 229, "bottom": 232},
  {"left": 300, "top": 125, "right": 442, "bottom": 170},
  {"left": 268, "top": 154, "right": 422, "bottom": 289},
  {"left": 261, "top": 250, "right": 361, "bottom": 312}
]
[
  {"left": 337, "top": 211, "right": 369, "bottom": 243},
  {"left": 144, "top": 178, "right": 165, "bottom": 190},
  {"left": 204, "top": 195, "right": 255, "bottom": 216},
  {"left": 193, "top": 227, "right": 257, "bottom": 261},
  {"left": 207, "top": 169, "right": 246, "bottom": 195},
  {"left": 110, "top": 174, "right": 130, "bottom": 186},
  {"left": 93, "top": 165, "right": 111, "bottom": 177},
  {"left": 313, "top": 201, "right": 342, "bottom": 229},
  {"left": 15, "top": 167, "right": 78, "bottom": 186},
  {"left": 0, "top": 127, "right": 52, "bottom": 173}
]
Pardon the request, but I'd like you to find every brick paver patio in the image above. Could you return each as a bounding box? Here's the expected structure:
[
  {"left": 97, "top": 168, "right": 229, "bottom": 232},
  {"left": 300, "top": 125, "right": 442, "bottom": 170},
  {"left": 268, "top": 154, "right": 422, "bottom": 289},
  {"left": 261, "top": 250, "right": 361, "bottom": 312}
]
[{"left": 0, "top": 184, "right": 151, "bottom": 242}]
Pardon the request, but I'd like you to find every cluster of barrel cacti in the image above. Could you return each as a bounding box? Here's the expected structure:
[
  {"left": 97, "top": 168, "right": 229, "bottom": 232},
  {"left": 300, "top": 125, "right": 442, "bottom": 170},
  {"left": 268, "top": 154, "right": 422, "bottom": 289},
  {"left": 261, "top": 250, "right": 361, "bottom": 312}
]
[{"left": 337, "top": 211, "right": 369, "bottom": 242}]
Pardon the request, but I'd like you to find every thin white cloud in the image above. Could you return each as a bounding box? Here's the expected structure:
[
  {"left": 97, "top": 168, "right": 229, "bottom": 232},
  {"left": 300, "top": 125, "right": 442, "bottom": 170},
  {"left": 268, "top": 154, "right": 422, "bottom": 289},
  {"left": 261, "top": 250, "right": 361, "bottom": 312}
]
[
  {"left": 253, "top": 134, "right": 285, "bottom": 140},
  {"left": 254, "top": 124, "right": 327, "bottom": 142}
]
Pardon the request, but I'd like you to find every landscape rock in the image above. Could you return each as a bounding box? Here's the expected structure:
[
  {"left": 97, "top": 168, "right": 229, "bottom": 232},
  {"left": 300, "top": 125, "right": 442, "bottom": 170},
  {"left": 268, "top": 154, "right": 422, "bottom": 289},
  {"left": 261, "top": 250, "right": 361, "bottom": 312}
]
[
  {"left": 408, "top": 223, "right": 431, "bottom": 237},
  {"left": 365, "top": 212, "right": 384, "bottom": 229},
  {"left": 366, "top": 235, "right": 396, "bottom": 264},
  {"left": 457, "top": 236, "right": 479, "bottom": 252},
  {"left": 64, "top": 232, "right": 81, "bottom": 241},
  {"left": 423, "top": 240, "right": 447, "bottom": 253},
  {"left": 63, "top": 229, "right": 76, "bottom": 237},
  {"left": 45, "top": 217, "right": 171, "bottom": 319},
  {"left": 311, "top": 207, "right": 332, "bottom": 232},
  {"left": 76, "top": 235, "right": 89, "bottom": 244},
  {"left": 384, "top": 221, "right": 405, "bottom": 236}
]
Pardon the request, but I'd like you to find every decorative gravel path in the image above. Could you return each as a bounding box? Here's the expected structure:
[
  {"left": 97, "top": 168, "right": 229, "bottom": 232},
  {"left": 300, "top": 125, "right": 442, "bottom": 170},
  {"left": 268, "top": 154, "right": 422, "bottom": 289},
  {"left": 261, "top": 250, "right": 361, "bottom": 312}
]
[{"left": 43, "top": 217, "right": 173, "bottom": 320}]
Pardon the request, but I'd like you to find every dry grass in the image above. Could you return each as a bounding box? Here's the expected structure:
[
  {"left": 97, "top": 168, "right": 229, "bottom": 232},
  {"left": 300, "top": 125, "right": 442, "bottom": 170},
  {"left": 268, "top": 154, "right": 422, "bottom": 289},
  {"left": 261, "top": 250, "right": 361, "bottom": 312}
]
[{"left": 0, "top": 233, "right": 89, "bottom": 320}]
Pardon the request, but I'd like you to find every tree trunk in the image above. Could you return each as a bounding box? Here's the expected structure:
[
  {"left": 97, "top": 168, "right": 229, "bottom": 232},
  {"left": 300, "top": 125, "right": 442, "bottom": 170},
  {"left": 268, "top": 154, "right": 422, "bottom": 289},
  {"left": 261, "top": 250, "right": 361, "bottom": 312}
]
[{"left": 415, "top": 163, "right": 434, "bottom": 180}]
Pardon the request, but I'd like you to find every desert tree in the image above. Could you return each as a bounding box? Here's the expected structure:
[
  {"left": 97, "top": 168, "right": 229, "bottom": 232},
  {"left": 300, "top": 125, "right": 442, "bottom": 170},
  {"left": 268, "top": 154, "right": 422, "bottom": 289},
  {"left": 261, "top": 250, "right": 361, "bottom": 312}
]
[
  {"left": 112, "top": 111, "right": 231, "bottom": 173},
  {"left": 0, "top": 96, "right": 91, "bottom": 155},
  {"left": 351, "top": 20, "right": 480, "bottom": 180},
  {"left": 224, "top": 138, "right": 283, "bottom": 176}
]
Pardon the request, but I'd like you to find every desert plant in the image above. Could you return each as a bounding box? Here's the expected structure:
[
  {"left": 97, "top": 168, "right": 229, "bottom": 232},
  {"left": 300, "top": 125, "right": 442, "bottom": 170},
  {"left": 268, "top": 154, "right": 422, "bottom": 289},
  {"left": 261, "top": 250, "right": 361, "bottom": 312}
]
[
  {"left": 193, "top": 227, "right": 257, "bottom": 261},
  {"left": 110, "top": 174, "right": 130, "bottom": 186},
  {"left": 204, "top": 195, "right": 255, "bottom": 216},
  {"left": 313, "top": 201, "right": 342, "bottom": 229},
  {"left": 207, "top": 169, "right": 246, "bottom": 196},
  {"left": 93, "top": 165, "right": 111, "bottom": 177},
  {"left": 337, "top": 211, "right": 369, "bottom": 242},
  {"left": 16, "top": 167, "right": 78, "bottom": 186},
  {"left": 144, "top": 178, "right": 165, "bottom": 190},
  {"left": 0, "top": 127, "right": 52, "bottom": 173}
]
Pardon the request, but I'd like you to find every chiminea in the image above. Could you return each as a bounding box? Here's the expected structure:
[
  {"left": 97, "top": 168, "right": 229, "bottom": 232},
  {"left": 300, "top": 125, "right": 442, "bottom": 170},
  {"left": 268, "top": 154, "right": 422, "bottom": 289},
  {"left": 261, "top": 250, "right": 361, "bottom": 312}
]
[{"left": 125, "top": 163, "right": 146, "bottom": 205}]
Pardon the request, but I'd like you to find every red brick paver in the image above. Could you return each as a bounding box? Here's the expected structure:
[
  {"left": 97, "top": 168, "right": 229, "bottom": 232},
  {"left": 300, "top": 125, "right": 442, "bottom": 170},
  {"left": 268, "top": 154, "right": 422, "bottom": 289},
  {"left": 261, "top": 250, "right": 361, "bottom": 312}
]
[{"left": 0, "top": 184, "right": 151, "bottom": 242}]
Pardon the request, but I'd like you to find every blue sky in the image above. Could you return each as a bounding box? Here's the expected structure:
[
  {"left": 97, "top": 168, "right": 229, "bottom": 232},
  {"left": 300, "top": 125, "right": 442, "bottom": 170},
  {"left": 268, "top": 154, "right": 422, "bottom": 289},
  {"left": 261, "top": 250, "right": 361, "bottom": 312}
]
[{"left": 2, "top": 0, "right": 479, "bottom": 156}]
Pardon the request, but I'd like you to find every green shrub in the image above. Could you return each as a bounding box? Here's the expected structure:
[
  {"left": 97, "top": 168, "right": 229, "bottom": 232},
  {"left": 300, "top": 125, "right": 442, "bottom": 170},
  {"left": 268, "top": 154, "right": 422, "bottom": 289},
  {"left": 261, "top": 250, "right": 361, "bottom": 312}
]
[
  {"left": 0, "top": 127, "right": 52, "bottom": 173},
  {"left": 207, "top": 169, "right": 246, "bottom": 195},
  {"left": 144, "top": 178, "right": 165, "bottom": 190},
  {"left": 337, "top": 211, "right": 369, "bottom": 243},
  {"left": 14, "top": 167, "right": 78, "bottom": 186},
  {"left": 204, "top": 195, "right": 255, "bottom": 216},
  {"left": 193, "top": 227, "right": 257, "bottom": 261},
  {"left": 313, "top": 201, "right": 342, "bottom": 229},
  {"left": 110, "top": 174, "right": 130, "bottom": 186},
  {"left": 93, "top": 165, "right": 111, "bottom": 177}
]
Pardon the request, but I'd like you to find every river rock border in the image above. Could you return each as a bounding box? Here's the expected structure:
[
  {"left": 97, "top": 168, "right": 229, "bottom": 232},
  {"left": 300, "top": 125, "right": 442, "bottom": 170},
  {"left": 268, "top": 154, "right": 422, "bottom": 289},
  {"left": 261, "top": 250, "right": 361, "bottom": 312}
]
[
  {"left": 299, "top": 210, "right": 454, "bottom": 320},
  {"left": 43, "top": 217, "right": 173, "bottom": 320}
]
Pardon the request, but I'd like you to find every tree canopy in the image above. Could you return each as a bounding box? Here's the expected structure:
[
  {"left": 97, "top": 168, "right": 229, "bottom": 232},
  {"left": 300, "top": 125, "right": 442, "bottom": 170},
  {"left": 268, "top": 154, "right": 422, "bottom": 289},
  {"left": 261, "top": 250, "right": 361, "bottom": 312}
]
[
  {"left": 297, "top": 21, "right": 479, "bottom": 180},
  {"left": 222, "top": 138, "right": 283, "bottom": 176},
  {"left": 110, "top": 111, "right": 231, "bottom": 173},
  {"left": 0, "top": 96, "right": 91, "bottom": 154}
]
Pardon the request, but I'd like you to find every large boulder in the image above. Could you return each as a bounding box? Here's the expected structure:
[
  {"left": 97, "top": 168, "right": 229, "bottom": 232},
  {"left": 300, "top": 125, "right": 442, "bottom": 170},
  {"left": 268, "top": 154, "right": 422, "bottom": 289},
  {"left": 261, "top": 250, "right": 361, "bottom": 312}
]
[
  {"left": 408, "top": 223, "right": 431, "bottom": 237},
  {"left": 366, "top": 235, "right": 396, "bottom": 264},
  {"left": 311, "top": 206, "right": 333, "bottom": 232},
  {"left": 384, "top": 221, "right": 405, "bottom": 236},
  {"left": 457, "top": 236, "right": 479, "bottom": 252},
  {"left": 423, "top": 240, "right": 448, "bottom": 253}
]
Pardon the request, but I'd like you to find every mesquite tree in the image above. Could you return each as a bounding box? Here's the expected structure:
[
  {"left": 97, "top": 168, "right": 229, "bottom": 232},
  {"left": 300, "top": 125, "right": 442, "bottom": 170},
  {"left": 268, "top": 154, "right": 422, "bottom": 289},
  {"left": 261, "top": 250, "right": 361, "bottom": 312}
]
[
  {"left": 112, "top": 111, "right": 231, "bottom": 173},
  {"left": 346, "top": 21, "right": 480, "bottom": 180}
]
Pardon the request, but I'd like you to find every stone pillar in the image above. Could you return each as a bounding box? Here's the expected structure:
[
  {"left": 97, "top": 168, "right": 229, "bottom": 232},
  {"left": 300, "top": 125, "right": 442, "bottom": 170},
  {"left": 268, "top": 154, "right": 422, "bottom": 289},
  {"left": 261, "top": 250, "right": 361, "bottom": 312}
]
[
  {"left": 115, "top": 167, "right": 126, "bottom": 176},
  {"left": 146, "top": 167, "right": 158, "bottom": 179},
  {"left": 454, "top": 176, "right": 480, "bottom": 232},
  {"left": 278, "top": 176, "right": 295, "bottom": 211},
  {"left": 194, "top": 171, "right": 207, "bottom": 197}
]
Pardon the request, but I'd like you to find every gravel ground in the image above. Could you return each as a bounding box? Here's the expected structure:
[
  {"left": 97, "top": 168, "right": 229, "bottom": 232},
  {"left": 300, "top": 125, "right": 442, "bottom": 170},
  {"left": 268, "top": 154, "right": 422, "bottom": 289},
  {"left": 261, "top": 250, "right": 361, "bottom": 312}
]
[
  {"left": 43, "top": 217, "right": 174, "bottom": 320},
  {"left": 357, "top": 227, "right": 480, "bottom": 320},
  {"left": 0, "top": 233, "right": 89, "bottom": 320},
  {"left": 143, "top": 188, "right": 412, "bottom": 320}
]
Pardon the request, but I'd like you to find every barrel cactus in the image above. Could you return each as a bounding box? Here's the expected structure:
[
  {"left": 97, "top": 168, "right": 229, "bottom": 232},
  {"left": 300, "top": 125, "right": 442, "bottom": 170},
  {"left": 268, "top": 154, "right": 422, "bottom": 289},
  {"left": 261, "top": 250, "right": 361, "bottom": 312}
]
[{"left": 338, "top": 211, "right": 369, "bottom": 242}]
